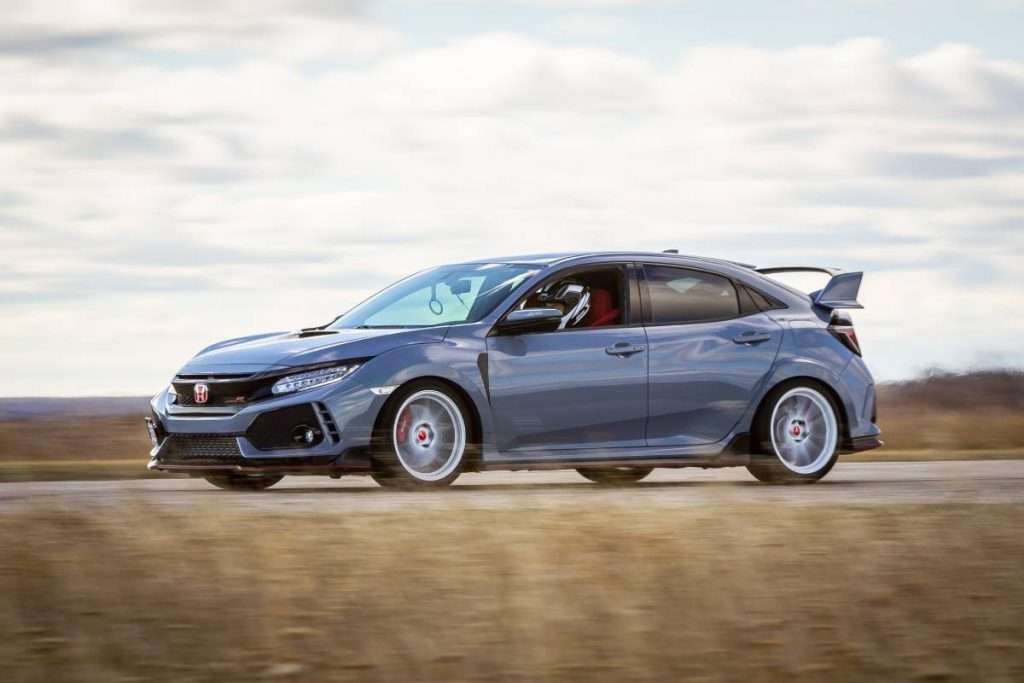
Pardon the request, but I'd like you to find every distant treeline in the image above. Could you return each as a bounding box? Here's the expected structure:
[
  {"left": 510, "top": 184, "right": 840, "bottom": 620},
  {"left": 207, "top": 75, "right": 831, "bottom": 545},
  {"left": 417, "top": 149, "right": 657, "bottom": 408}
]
[
  {"left": 879, "top": 369, "right": 1024, "bottom": 411},
  {"left": 0, "top": 397, "right": 152, "bottom": 422}
]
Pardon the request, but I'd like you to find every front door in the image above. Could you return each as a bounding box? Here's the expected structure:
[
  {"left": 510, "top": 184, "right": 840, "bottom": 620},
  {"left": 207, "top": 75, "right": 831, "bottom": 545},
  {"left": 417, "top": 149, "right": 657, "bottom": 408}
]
[{"left": 486, "top": 265, "right": 648, "bottom": 453}]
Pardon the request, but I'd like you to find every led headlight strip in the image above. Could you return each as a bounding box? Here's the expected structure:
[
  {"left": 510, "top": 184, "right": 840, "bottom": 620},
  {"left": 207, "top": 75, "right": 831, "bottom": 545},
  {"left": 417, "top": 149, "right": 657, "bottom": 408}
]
[{"left": 271, "top": 364, "right": 360, "bottom": 395}]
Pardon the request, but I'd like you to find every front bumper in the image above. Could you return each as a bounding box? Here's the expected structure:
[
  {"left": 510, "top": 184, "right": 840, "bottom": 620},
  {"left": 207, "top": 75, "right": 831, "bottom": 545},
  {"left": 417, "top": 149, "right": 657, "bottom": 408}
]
[{"left": 147, "top": 379, "right": 384, "bottom": 474}]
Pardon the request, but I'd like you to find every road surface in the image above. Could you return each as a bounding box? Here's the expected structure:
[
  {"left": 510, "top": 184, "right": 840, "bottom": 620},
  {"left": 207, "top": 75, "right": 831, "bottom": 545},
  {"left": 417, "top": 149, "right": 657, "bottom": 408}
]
[{"left": 1, "top": 460, "right": 1022, "bottom": 512}]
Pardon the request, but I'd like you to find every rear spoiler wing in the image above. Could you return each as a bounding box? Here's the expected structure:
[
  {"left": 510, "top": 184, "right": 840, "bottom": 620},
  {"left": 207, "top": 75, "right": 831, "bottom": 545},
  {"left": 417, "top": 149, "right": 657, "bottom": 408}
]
[{"left": 755, "top": 267, "right": 863, "bottom": 310}]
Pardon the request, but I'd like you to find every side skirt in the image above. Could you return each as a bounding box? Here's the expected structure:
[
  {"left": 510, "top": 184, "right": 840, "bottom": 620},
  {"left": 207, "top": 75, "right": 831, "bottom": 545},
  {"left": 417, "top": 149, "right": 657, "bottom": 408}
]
[{"left": 482, "top": 433, "right": 752, "bottom": 471}]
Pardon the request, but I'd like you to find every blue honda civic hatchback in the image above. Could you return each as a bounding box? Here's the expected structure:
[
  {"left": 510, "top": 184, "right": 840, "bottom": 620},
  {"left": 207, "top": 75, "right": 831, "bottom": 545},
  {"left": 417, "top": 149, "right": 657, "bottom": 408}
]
[{"left": 147, "top": 251, "right": 881, "bottom": 490}]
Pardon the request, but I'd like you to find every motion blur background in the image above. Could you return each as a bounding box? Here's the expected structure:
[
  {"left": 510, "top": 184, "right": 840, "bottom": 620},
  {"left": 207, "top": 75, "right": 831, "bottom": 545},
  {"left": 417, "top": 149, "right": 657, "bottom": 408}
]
[
  {"left": 1, "top": 0, "right": 1023, "bottom": 395},
  {"left": 2, "top": 2, "right": 1023, "bottom": 681}
]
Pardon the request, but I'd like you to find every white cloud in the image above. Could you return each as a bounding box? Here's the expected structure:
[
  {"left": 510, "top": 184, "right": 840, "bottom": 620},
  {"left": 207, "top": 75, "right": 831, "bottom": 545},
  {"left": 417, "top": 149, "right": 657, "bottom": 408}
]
[{"left": 0, "top": 4, "right": 1022, "bottom": 393}]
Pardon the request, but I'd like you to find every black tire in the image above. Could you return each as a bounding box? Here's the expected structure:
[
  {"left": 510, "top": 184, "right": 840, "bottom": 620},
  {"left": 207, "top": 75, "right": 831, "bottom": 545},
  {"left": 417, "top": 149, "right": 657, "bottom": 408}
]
[
  {"left": 369, "top": 471, "right": 407, "bottom": 489},
  {"left": 371, "top": 380, "right": 475, "bottom": 490},
  {"left": 746, "top": 381, "right": 841, "bottom": 485},
  {"left": 203, "top": 473, "right": 283, "bottom": 491},
  {"left": 577, "top": 467, "right": 653, "bottom": 485}
]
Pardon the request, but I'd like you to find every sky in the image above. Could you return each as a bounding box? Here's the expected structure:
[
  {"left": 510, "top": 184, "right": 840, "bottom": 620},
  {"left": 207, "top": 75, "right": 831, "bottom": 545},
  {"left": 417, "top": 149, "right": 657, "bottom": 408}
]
[{"left": 1, "top": 0, "right": 1022, "bottom": 396}]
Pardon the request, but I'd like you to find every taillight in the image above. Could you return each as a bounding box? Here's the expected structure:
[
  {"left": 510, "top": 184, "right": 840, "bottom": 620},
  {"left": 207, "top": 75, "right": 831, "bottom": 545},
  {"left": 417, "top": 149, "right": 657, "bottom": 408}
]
[{"left": 829, "top": 312, "right": 862, "bottom": 356}]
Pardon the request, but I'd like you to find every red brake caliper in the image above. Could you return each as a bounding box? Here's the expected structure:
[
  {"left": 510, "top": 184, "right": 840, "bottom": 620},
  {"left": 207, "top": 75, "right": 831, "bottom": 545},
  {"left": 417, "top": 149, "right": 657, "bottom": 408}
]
[{"left": 396, "top": 410, "right": 411, "bottom": 443}]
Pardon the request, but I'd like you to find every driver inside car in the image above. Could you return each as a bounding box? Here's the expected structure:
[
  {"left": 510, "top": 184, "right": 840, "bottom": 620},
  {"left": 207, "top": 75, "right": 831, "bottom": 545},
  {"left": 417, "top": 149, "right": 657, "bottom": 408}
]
[{"left": 523, "top": 281, "right": 593, "bottom": 329}]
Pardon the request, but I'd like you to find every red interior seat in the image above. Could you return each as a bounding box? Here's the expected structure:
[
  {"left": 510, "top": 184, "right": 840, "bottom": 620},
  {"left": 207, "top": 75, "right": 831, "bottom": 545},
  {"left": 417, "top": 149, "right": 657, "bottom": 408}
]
[{"left": 583, "top": 288, "right": 620, "bottom": 327}]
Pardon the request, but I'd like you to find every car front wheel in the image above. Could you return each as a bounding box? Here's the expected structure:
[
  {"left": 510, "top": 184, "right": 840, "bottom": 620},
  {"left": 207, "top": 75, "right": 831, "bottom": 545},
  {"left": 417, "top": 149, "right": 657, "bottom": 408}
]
[
  {"left": 747, "top": 383, "right": 840, "bottom": 484},
  {"left": 371, "top": 381, "right": 472, "bottom": 489}
]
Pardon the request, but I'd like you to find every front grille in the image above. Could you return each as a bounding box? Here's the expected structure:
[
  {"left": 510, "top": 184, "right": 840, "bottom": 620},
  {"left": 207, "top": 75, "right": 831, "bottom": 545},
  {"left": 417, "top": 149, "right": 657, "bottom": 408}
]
[
  {"left": 157, "top": 433, "right": 339, "bottom": 469},
  {"left": 159, "top": 434, "right": 244, "bottom": 465},
  {"left": 172, "top": 373, "right": 276, "bottom": 407}
]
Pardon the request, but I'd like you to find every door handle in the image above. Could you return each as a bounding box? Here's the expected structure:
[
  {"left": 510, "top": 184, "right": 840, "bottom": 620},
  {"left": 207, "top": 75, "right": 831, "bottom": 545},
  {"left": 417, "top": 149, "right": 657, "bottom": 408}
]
[
  {"left": 733, "top": 332, "right": 773, "bottom": 345},
  {"left": 605, "top": 342, "right": 646, "bottom": 357}
]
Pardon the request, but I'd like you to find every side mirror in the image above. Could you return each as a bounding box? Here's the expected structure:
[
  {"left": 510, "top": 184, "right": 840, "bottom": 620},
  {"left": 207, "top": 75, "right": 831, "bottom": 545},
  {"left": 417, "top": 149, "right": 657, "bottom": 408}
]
[{"left": 495, "top": 308, "right": 563, "bottom": 334}]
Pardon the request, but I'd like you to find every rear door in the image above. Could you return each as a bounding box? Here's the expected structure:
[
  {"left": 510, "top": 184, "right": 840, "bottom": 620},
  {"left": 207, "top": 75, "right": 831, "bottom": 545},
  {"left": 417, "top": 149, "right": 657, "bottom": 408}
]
[
  {"left": 642, "top": 264, "right": 782, "bottom": 447},
  {"left": 486, "top": 263, "right": 649, "bottom": 453}
]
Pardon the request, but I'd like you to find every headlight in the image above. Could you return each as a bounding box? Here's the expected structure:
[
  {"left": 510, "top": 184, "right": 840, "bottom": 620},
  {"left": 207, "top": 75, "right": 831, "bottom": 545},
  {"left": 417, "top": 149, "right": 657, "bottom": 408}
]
[{"left": 271, "top": 364, "right": 360, "bottom": 395}]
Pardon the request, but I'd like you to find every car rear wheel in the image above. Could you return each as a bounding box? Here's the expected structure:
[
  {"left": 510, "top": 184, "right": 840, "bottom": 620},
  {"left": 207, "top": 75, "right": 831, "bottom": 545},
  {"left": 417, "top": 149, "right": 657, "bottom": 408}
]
[
  {"left": 747, "top": 383, "right": 840, "bottom": 484},
  {"left": 577, "top": 467, "right": 652, "bottom": 485},
  {"left": 203, "top": 473, "right": 283, "bottom": 491},
  {"left": 371, "top": 381, "right": 472, "bottom": 489}
]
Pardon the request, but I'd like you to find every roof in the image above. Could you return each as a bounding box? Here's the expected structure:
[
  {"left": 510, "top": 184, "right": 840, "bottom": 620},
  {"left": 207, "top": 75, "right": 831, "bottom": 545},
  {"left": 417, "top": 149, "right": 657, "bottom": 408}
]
[{"left": 459, "top": 251, "right": 756, "bottom": 269}]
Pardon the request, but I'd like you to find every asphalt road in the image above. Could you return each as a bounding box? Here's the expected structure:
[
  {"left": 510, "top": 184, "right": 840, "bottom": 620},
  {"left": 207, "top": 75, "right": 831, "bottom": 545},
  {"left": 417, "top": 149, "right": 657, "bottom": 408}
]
[{"left": 1, "top": 460, "right": 1022, "bottom": 512}]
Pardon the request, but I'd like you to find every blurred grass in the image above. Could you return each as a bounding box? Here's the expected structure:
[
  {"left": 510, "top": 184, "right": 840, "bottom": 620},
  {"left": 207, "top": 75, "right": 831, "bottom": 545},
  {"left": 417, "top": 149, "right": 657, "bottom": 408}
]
[
  {"left": 876, "top": 370, "right": 1024, "bottom": 451},
  {"left": 1, "top": 370, "right": 1022, "bottom": 481},
  {"left": 2, "top": 504, "right": 1023, "bottom": 682}
]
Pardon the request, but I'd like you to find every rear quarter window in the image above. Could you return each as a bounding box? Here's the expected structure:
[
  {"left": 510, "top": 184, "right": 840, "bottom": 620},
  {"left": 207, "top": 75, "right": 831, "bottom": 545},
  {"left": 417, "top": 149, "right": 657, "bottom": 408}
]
[{"left": 644, "top": 266, "right": 740, "bottom": 324}]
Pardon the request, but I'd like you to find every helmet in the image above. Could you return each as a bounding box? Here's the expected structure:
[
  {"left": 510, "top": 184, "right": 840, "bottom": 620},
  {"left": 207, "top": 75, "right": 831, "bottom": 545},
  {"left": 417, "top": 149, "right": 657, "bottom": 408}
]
[{"left": 539, "top": 282, "right": 591, "bottom": 329}]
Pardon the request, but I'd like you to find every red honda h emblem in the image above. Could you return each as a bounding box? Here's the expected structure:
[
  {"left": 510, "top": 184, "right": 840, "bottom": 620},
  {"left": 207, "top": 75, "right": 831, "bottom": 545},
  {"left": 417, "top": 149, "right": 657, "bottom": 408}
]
[{"left": 194, "top": 383, "right": 209, "bottom": 404}]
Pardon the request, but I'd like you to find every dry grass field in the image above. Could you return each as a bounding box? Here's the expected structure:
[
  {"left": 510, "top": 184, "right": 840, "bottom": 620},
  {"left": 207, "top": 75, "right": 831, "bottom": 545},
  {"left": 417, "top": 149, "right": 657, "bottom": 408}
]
[{"left": 2, "top": 503, "right": 1023, "bottom": 682}]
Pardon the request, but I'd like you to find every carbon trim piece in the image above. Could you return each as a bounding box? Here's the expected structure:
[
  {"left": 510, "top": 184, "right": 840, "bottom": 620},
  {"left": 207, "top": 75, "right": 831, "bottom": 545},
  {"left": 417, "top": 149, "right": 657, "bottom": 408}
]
[
  {"left": 149, "top": 449, "right": 369, "bottom": 474},
  {"left": 476, "top": 354, "right": 489, "bottom": 399},
  {"left": 841, "top": 435, "right": 884, "bottom": 453}
]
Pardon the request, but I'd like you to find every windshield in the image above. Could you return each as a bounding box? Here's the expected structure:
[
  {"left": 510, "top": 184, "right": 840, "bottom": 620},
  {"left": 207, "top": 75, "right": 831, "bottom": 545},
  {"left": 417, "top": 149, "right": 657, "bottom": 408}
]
[{"left": 330, "top": 264, "right": 539, "bottom": 329}]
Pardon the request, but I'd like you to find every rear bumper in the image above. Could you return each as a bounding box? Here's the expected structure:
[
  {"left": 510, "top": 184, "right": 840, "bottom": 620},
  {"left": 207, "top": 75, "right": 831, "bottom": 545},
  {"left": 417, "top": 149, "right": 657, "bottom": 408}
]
[{"left": 841, "top": 434, "right": 884, "bottom": 453}]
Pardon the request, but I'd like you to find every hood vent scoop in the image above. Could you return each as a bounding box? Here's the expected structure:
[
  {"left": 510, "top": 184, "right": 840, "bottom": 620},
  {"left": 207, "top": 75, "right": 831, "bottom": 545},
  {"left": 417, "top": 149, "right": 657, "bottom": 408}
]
[{"left": 295, "top": 329, "right": 339, "bottom": 338}]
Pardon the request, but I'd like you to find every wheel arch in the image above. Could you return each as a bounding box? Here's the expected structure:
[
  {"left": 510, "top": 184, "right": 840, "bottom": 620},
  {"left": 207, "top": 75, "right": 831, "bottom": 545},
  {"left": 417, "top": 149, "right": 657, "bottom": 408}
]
[
  {"left": 748, "top": 376, "right": 850, "bottom": 453},
  {"left": 370, "top": 375, "right": 484, "bottom": 469}
]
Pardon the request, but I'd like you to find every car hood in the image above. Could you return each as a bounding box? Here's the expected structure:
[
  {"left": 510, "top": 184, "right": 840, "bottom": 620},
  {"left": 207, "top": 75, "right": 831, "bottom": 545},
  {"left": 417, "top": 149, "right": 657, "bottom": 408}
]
[{"left": 178, "top": 327, "right": 449, "bottom": 375}]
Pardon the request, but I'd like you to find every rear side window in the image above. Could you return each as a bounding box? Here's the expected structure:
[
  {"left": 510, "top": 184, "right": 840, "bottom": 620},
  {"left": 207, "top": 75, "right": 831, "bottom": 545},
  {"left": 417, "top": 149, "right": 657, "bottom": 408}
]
[
  {"left": 743, "top": 285, "right": 785, "bottom": 312},
  {"left": 644, "top": 266, "right": 739, "bottom": 324}
]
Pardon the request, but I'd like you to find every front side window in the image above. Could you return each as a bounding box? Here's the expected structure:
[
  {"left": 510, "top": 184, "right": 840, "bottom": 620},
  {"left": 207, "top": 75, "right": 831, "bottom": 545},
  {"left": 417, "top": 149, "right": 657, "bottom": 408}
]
[
  {"left": 331, "top": 264, "right": 538, "bottom": 328},
  {"left": 644, "top": 265, "right": 739, "bottom": 324},
  {"left": 516, "top": 267, "right": 625, "bottom": 330}
]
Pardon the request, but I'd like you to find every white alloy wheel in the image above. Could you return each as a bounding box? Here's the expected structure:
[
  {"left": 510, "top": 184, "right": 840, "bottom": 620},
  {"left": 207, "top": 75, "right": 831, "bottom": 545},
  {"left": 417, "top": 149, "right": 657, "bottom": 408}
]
[
  {"left": 768, "top": 387, "right": 839, "bottom": 475},
  {"left": 391, "top": 389, "right": 467, "bottom": 482}
]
